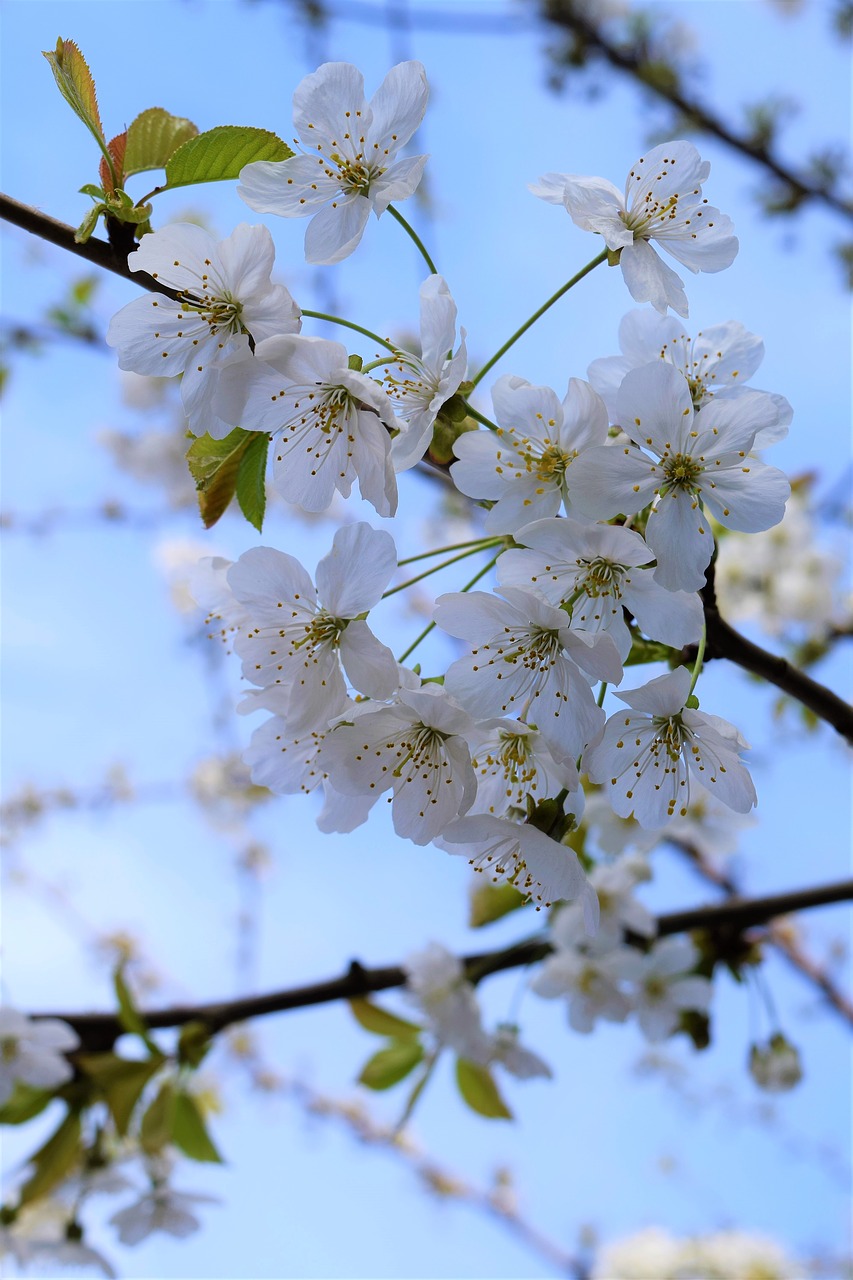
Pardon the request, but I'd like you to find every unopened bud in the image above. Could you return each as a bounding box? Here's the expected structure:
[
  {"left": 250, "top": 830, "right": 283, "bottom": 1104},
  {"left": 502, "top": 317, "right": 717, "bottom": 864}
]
[{"left": 749, "top": 1033, "right": 803, "bottom": 1092}]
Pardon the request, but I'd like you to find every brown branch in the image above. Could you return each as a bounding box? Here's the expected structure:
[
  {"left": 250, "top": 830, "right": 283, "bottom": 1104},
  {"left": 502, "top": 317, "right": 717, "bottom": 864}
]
[
  {"left": 538, "top": 1, "right": 853, "bottom": 225},
  {"left": 35, "top": 878, "right": 853, "bottom": 1051},
  {"left": 693, "top": 564, "right": 853, "bottom": 745},
  {"left": 673, "top": 841, "right": 853, "bottom": 1029}
]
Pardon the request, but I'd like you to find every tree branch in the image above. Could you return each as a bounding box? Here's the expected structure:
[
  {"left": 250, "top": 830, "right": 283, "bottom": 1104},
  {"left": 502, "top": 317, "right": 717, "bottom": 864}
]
[
  {"left": 36, "top": 878, "right": 853, "bottom": 1051},
  {"left": 695, "top": 564, "right": 853, "bottom": 745},
  {"left": 538, "top": 1, "right": 853, "bottom": 225}
]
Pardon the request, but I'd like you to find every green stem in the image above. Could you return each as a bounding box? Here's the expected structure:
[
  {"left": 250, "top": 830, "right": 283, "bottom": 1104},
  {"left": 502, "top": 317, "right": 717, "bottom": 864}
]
[
  {"left": 383, "top": 542, "right": 498, "bottom": 600},
  {"left": 395, "top": 553, "right": 500, "bottom": 665},
  {"left": 596, "top": 681, "right": 608, "bottom": 708},
  {"left": 387, "top": 204, "right": 438, "bottom": 274},
  {"left": 687, "top": 618, "right": 707, "bottom": 700},
  {"left": 397, "top": 537, "right": 504, "bottom": 568},
  {"left": 463, "top": 402, "right": 501, "bottom": 433},
  {"left": 301, "top": 310, "right": 396, "bottom": 353},
  {"left": 470, "top": 249, "right": 608, "bottom": 389},
  {"left": 395, "top": 1049, "right": 439, "bottom": 1134}
]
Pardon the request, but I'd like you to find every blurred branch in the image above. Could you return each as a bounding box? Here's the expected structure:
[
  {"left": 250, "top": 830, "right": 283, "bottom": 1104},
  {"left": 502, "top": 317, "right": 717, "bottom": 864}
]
[
  {"left": 672, "top": 840, "right": 853, "bottom": 1030},
  {"left": 36, "top": 878, "right": 853, "bottom": 1049},
  {"left": 537, "top": 1, "right": 853, "bottom": 225}
]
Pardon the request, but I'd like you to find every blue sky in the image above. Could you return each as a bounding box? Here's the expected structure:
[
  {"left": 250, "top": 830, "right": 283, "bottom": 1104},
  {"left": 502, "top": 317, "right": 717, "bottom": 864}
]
[{"left": 1, "top": 1, "right": 851, "bottom": 1277}]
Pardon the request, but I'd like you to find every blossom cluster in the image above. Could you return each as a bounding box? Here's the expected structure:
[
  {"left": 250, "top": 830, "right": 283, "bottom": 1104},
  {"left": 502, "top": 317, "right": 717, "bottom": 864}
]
[{"left": 104, "top": 60, "right": 792, "bottom": 1083}]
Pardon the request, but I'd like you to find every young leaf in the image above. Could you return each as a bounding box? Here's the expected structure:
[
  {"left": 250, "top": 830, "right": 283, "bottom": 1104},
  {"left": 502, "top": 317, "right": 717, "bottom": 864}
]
[
  {"left": 163, "top": 126, "right": 293, "bottom": 192},
  {"left": 124, "top": 108, "right": 200, "bottom": 179},
  {"left": 177, "top": 1021, "right": 213, "bottom": 1069},
  {"left": 42, "top": 39, "right": 105, "bottom": 148},
  {"left": 349, "top": 998, "right": 422, "bottom": 1042},
  {"left": 358, "top": 1040, "right": 424, "bottom": 1091},
  {"left": 76, "top": 1052, "right": 165, "bottom": 1135},
  {"left": 235, "top": 431, "right": 269, "bottom": 532},
  {"left": 139, "top": 1080, "right": 176, "bottom": 1154},
  {"left": 187, "top": 428, "right": 266, "bottom": 530},
  {"left": 18, "top": 1109, "right": 82, "bottom": 1205},
  {"left": 455, "top": 1059, "right": 513, "bottom": 1120},
  {"left": 468, "top": 880, "right": 527, "bottom": 928},
  {"left": 99, "top": 131, "right": 127, "bottom": 194},
  {"left": 0, "top": 1083, "right": 54, "bottom": 1126},
  {"left": 114, "top": 966, "right": 157, "bottom": 1053},
  {"left": 172, "top": 1092, "right": 223, "bottom": 1163}
]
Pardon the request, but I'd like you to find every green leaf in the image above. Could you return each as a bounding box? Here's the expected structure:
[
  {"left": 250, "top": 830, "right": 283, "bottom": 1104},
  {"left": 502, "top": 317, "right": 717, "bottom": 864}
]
[
  {"left": 162, "top": 126, "right": 293, "bottom": 193},
  {"left": 42, "top": 38, "right": 106, "bottom": 148},
  {"left": 139, "top": 1080, "right": 176, "bottom": 1154},
  {"left": 177, "top": 1021, "right": 213, "bottom": 1069},
  {"left": 358, "top": 1040, "right": 424, "bottom": 1091},
  {"left": 76, "top": 1052, "right": 165, "bottom": 1135},
  {"left": 0, "top": 1083, "right": 54, "bottom": 1126},
  {"left": 18, "top": 1109, "right": 82, "bottom": 1205},
  {"left": 124, "top": 108, "right": 199, "bottom": 179},
  {"left": 172, "top": 1092, "right": 223, "bottom": 1163},
  {"left": 349, "top": 998, "right": 422, "bottom": 1042},
  {"left": 455, "top": 1059, "right": 513, "bottom": 1120},
  {"left": 468, "top": 880, "right": 527, "bottom": 928},
  {"left": 74, "top": 203, "right": 105, "bottom": 245},
  {"left": 187, "top": 427, "right": 267, "bottom": 529},
  {"left": 235, "top": 431, "right": 269, "bottom": 532},
  {"left": 100, "top": 131, "right": 127, "bottom": 193},
  {"left": 114, "top": 966, "right": 157, "bottom": 1052}
]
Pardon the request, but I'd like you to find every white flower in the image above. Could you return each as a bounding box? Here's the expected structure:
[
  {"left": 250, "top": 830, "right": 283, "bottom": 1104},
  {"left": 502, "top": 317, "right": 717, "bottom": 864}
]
[
  {"left": 0, "top": 1008, "right": 79, "bottom": 1105},
  {"left": 450, "top": 376, "right": 609, "bottom": 534},
  {"left": 435, "top": 587, "right": 621, "bottom": 763},
  {"left": 320, "top": 685, "right": 477, "bottom": 845},
  {"left": 225, "top": 523, "right": 398, "bottom": 732},
  {"left": 587, "top": 308, "right": 792, "bottom": 445},
  {"left": 570, "top": 362, "right": 790, "bottom": 591},
  {"left": 238, "top": 61, "right": 429, "bottom": 264},
  {"left": 467, "top": 718, "right": 579, "bottom": 819},
  {"left": 550, "top": 857, "right": 655, "bottom": 951},
  {"left": 403, "top": 943, "right": 493, "bottom": 1063},
  {"left": 631, "top": 936, "right": 712, "bottom": 1041},
  {"left": 498, "top": 516, "right": 703, "bottom": 661},
  {"left": 106, "top": 223, "right": 300, "bottom": 433},
  {"left": 531, "top": 944, "right": 640, "bottom": 1032},
  {"left": 584, "top": 666, "right": 757, "bottom": 828},
  {"left": 532, "top": 141, "right": 738, "bottom": 316},
  {"left": 384, "top": 274, "right": 468, "bottom": 470},
  {"left": 217, "top": 334, "right": 399, "bottom": 516},
  {"left": 109, "top": 1185, "right": 219, "bottom": 1246},
  {"left": 439, "top": 814, "right": 596, "bottom": 917},
  {"left": 749, "top": 1033, "right": 803, "bottom": 1092}
]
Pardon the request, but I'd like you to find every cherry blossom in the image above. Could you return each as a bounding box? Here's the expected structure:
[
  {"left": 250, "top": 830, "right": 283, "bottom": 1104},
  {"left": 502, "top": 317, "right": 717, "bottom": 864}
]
[
  {"left": 238, "top": 61, "right": 429, "bottom": 264},
  {"left": 217, "top": 334, "right": 399, "bottom": 516},
  {"left": 532, "top": 141, "right": 737, "bottom": 316},
  {"left": 587, "top": 308, "right": 792, "bottom": 444},
  {"left": 531, "top": 943, "right": 641, "bottom": 1032},
  {"left": 584, "top": 666, "right": 757, "bottom": 828},
  {"left": 450, "top": 375, "right": 609, "bottom": 534},
  {"left": 320, "top": 685, "right": 477, "bottom": 845},
  {"left": 748, "top": 1034, "right": 803, "bottom": 1092},
  {"left": 383, "top": 274, "right": 468, "bottom": 470},
  {"left": 497, "top": 516, "right": 703, "bottom": 661},
  {"left": 0, "top": 1008, "right": 79, "bottom": 1104},
  {"left": 570, "top": 362, "right": 790, "bottom": 591},
  {"left": 439, "top": 815, "right": 596, "bottom": 916},
  {"left": 466, "top": 718, "right": 580, "bottom": 819},
  {"left": 434, "top": 587, "right": 621, "bottom": 762},
  {"left": 224, "top": 523, "right": 399, "bottom": 732},
  {"left": 109, "top": 1185, "right": 220, "bottom": 1246},
  {"left": 106, "top": 223, "right": 300, "bottom": 433},
  {"left": 631, "top": 936, "right": 713, "bottom": 1042}
]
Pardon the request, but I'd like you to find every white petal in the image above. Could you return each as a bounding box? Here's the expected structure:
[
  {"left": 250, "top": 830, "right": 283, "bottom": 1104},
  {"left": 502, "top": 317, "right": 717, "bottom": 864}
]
[{"left": 304, "top": 197, "right": 372, "bottom": 265}]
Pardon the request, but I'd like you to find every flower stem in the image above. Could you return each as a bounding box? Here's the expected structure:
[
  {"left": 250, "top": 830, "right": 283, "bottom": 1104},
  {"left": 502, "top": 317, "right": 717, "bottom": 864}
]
[
  {"left": 387, "top": 204, "right": 438, "bottom": 274},
  {"left": 395, "top": 552, "right": 500, "bottom": 665},
  {"left": 302, "top": 309, "right": 396, "bottom": 353},
  {"left": 687, "top": 619, "right": 708, "bottom": 700},
  {"left": 462, "top": 402, "right": 501, "bottom": 433},
  {"left": 383, "top": 542, "right": 500, "bottom": 600},
  {"left": 397, "top": 537, "right": 504, "bottom": 567},
  {"left": 469, "top": 249, "right": 608, "bottom": 389}
]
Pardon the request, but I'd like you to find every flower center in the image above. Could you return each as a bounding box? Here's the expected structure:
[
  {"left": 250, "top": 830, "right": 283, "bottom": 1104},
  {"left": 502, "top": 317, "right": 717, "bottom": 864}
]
[
  {"left": 329, "top": 153, "right": 384, "bottom": 195},
  {"left": 0, "top": 1036, "right": 19, "bottom": 1062},
  {"left": 622, "top": 191, "right": 681, "bottom": 240},
  {"left": 290, "top": 610, "right": 346, "bottom": 657},
  {"left": 577, "top": 556, "right": 624, "bottom": 600},
  {"left": 533, "top": 444, "right": 573, "bottom": 484},
  {"left": 662, "top": 451, "right": 703, "bottom": 492},
  {"left": 651, "top": 714, "right": 686, "bottom": 763}
]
